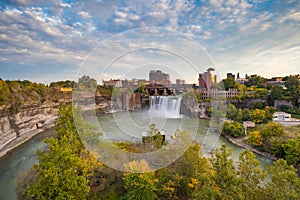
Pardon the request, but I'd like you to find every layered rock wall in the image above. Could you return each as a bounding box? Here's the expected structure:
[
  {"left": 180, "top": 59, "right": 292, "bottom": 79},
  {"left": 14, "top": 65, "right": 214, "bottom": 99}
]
[{"left": 0, "top": 103, "right": 58, "bottom": 150}]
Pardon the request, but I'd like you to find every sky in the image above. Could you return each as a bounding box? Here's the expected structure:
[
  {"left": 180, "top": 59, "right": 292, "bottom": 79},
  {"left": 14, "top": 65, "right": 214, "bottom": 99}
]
[{"left": 0, "top": 0, "right": 299, "bottom": 84}]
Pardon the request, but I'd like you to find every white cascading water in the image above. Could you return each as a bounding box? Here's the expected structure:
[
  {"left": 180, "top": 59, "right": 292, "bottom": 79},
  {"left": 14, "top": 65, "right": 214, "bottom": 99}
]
[{"left": 149, "top": 96, "right": 182, "bottom": 118}]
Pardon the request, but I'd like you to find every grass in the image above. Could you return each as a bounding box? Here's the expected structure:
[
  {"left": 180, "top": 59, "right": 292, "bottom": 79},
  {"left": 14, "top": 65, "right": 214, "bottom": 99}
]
[
  {"left": 292, "top": 114, "right": 300, "bottom": 119},
  {"left": 282, "top": 125, "right": 300, "bottom": 139}
]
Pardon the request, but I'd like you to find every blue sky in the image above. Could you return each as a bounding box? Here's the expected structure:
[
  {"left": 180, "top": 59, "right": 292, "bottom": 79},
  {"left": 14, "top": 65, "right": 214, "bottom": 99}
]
[{"left": 0, "top": 0, "right": 299, "bottom": 84}]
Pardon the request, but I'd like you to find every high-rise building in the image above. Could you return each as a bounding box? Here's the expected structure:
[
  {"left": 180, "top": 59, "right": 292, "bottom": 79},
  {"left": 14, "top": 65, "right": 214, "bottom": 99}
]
[
  {"left": 198, "top": 68, "right": 216, "bottom": 90},
  {"left": 176, "top": 79, "right": 185, "bottom": 85},
  {"left": 149, "top": 70, "right": 171, "bottom": 86}
]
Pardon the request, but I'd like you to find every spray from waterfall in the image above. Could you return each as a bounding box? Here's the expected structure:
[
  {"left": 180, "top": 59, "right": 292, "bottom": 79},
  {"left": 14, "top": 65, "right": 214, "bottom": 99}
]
[{"left": 149, "top": 96, "right": 182, "bottom": 118}]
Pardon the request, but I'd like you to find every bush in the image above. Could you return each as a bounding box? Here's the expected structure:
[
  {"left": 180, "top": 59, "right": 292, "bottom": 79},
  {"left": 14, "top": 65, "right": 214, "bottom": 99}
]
[
  {"left": 248, "top": 131, "right": 263, "bottom": 147},
  {"left": 260, "top": 122, "right": 284, "bottom": 139},
  {"left": 250, "top": 109, "right": 267, "bottom": 124},
  {"left": 222, "top": 121, "right": 245, "bottom": 138}
]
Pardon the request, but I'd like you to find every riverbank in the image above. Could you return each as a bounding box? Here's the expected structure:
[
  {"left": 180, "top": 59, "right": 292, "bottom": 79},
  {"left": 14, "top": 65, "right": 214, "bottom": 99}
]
[
  {"left": 0, "top": 117, "right": 56, "bottom": 158},
  {"left": 222, "top": 134, "right": 278, "bottom": 161}
]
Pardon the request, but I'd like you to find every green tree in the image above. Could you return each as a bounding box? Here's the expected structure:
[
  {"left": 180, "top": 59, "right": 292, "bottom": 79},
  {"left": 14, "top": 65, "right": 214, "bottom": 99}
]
[
  {"left": 271, "top": 85, "right": 285, "bottom": 102},
  {"left": 281, "top": 137, "right": 300, "bottom": 167},
  {"left": 155, "top": 167, "right": 182, "bottom": 200},
  {"left": 123, "top": 160, "right": 158, "bottom": 200},
  {"left": 249, "top": 109, "right": 267, "bottom": 124},
  {"left": 285, "top": 75, "right": 300, "bottom": 107},
  {"left": 26, "top": 137, "right": 91, "bottom": 200},
  {"left": 185, "top": 144, "right": 219, "bottom": 200},
  {"left": 264, "top": 106, "right": 275, "bottom": 122},
  {"left": 222, "top": 78, "right": 235, "bottom": 91},
  {"left": 222, "top": 121, "right": 245, "bottom": 138},
  {"left": 176, "top": 143, "right": 216, "bottom": 199},
  {"left": 241, "top": 108, "right": 251, "bottom": 121},
  {"left": 264, "top": 159, "right": 300, "bottom": 200},
  {"left": 226, "top": 103, "right": 242, "bottom": 122},
  {"left": 235, "top": 83, "right": 247, "bottom": 97},
  {"left": 247, "top": 131, "right": 263, "bottom": 147},
  {"left": 250, "top": 101, "right": 264, "bottom": 109},
  {"left": 78, "top": 75, "right": 97, "bottom": 91},
  {"left": 0, "top": 80, "right": 10, "bottom": 103},
  {"left": 270, "top": 137, "right": 286, "bottom": 157},
  {"left": 245, "top": 75, "right": 266, "bottom": 87},
  {"left": 26, "top": 104, "right": 101, "bottom": 200},
  {"left": 260, "top": 121, "right": 284, "bottom": 139},
  {"left": 254, "top": 88, "right": 269, "bottom": 99},
  {"left": 209, "top": 144, "right": 241, "bottom": 199},
  {"left": 237, "top": 150, "right": 266, "bottom": 200}
]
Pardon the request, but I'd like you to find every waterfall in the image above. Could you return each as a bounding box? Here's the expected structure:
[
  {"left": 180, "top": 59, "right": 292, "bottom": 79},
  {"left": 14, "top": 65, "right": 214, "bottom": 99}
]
[{"left": 149, "top": 96, "right": 182, "bottom": 118}]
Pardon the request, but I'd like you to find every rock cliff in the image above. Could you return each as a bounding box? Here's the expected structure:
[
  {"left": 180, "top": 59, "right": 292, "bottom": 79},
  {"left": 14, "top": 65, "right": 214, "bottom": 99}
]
[
  {"left": 0, "top": 102, "right": 59, "bottom": 150},
  {"left": 0, "top": 95, "right": 115, "bottom": 152},
  {"left": 180, "top": 98, "right": 211, "bottom": 118}
]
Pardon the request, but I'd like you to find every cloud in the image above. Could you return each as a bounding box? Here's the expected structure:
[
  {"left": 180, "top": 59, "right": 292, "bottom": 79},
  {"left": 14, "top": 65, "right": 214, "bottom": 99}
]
[{"left": 0, "top": 0, "right": 299, "bottom": 83}]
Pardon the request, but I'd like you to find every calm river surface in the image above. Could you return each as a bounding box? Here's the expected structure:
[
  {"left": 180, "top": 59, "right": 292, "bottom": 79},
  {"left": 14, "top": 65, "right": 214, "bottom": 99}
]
[{"left": 0, "top": 112, "right": 273, "bottom": 200}]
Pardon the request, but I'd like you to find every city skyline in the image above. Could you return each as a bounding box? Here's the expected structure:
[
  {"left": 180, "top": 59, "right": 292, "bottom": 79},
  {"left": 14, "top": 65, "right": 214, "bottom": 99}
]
[{"left": 0, "top": 0, "right": 299, "bottom": 84}]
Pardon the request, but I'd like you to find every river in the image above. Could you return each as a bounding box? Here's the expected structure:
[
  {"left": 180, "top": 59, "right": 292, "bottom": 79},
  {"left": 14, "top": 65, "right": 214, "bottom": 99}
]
[
  {"left": 0, "top": 112, "right": 273, "bottom": 200},
  {"left": 0, "top": 129, "right": 56, "bottom": 200}
]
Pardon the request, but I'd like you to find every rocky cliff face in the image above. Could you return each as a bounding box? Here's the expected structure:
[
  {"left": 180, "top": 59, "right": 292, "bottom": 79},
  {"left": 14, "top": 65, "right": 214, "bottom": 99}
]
[
  {"left": 0, "top": 103, "right": 58, "bottom": 150},
  {"left": 180, "top": 98, "right": 210, "bottom": 118},
  {"left": 0, "top": 96, "right": 115, "bottom": 151}
]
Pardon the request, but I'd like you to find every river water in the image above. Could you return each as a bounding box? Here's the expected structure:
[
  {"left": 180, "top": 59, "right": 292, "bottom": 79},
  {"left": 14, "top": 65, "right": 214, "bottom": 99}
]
[
  {"left": 0, "top": 129, "right": 56, "bottom": 200},
  {"left": 0, "top": 112, "right": 273, "bottom": 200}
]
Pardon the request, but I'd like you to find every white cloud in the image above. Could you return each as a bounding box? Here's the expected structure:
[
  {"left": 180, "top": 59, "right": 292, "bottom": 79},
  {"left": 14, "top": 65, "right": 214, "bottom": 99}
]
[
  {"left": 115, "top": 11, "right": 127, "bottom": 19},
  {"left": 128, "top": 14, "right": 140, "bottom": 21},
  {"left": 79, "top": 11, "right": 90, "bottom": 19},
  {"left": 0, "top": 0, "right": 299, "bottom": 82},
  {"left": 279, "top": 10, "right": 300, "bottom": 22},
  {"left": 59, "top": 2, "right": 71, "bottom": 8}
]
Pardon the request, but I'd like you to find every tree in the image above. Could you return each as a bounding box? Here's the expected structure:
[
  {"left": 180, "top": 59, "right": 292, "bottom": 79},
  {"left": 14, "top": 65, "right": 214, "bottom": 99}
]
[
  {"left": 78, "top": 75, "right": 97, "bottom": 91},
  {"left": 0, "top": 80, "right": 10, "bottom": 103},
  {"left": 245, "top": 75, "right": 266, "bottom": 87},
  {"left": 26, "top": 136, "right": 91, "bottom": 200},
  {"left": 285, "top": 75, "right": 300, "bottom": 107},
  {"left": 235, "top": 83, "right": 248, "bottom": 101},
  {"left": 237, "top": 150, "right": 266, "bottom": 200},
  {"left": 222, "top": 78, "right": 235, "bottom": 91},
  {"left": 281, "top": 137, "right": 300, "bottom": 167},
  {"left": 241, "top": 108, "right": 251, "bottom": 121},
  {"left": 226, "top": 103, "right": 242, "bottom": 122},
  {"left": 260, "top": 121, "right": 284, "bottom": 138},
  {"left": 155, "top": 167, "right": 182, "bottom": 200},
  {"left": 184, "top": 144, "right": 219, "bottom": 200},
  {"left": 254, "top": 88, "right": 269, "bottom": 100},
  {"left": 271, "top": 85, "right": 285, "bottom": 101},
  {"left": 209, "top": 144, "right": 241, "bottom": 199},
  {"left": 222, "top": 121, "right": 245, "bottom": 138},
  {"left": 249, "top": 109, "right": 267, "bottom": 124},
  {"left": 270, "top": 137, "right": 286, "bottom": 157},
  {"left": 142, "top": 124, "right": 164, "bottom": 150},
  {"left": 264, "top": 106, "right": 275, "bottom": 122},
  {"left": 177, "top": 143, "right": 216, "bottom": 199},
  {"left": 248, "top": 131, "right": 263, "bottom": 147},
  {"left": 26, "top": 104, "right": 101, "bottom": 200},
  {"left": 264, "top": 159, "right": 300, "bottom": 200},
  {"left": 49, "top": 80, "right": 76, "bottom": 88},
  {"left": 123, "top": 160, "right": 158, "bottom": 200},
  {"left": 250, "top": 101, "right": 265, "bottom": 109}
]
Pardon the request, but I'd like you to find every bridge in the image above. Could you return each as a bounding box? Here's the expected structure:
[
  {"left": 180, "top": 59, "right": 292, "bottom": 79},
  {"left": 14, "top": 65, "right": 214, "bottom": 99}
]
[{"left": 119, "top": 83, "right": 193, "bottom": 111}]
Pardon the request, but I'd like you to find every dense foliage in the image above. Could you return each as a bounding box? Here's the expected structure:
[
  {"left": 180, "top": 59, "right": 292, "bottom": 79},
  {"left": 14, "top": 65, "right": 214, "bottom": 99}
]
[
  {"left": 0, "top": 79, "right": 73, "bottom": 108},
  {"left": 22, "top": 105, "right": 300, "bottom": 199},
  {"left": 25, "top": 104, "right": 102, "bottom": 199},
  {"left": 247, "top": 122, "right": 300, "bottom": 172},
  {"left": 222, "top": 121, "right": 245, "bottom": 138}
]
